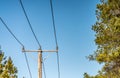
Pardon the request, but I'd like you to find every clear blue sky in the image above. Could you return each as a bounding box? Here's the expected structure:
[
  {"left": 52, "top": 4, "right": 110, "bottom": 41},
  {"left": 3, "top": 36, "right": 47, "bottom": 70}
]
[{"left": 0, "top": 0, "right": 102, "bottom": 78}]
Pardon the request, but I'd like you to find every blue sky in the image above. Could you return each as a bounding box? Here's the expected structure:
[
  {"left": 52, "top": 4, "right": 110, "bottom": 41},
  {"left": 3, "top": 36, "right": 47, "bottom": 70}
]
[{"left": 0, "top": 0, "right": 102, "bottom": 78}]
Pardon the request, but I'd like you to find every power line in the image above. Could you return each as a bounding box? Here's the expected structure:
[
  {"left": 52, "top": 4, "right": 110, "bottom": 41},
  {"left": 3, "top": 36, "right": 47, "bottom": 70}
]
[
  {"left": 0, "top": 17, "right": 24, "bottom": 47},
  {"left": 19, "top": 0, "right": 41, "bottom": 49},
  {"left": 50, "top": 0, "right": 58, "bottom": 48},
  {"left": 56, "top": 52, "right": 60, "bottom": 78},
  {"left": 24, "top": 51, "right": 33, "bottom": 78},
  {"left": 42, "top": 56, "right": 47, "bottom": 78},
  {"left": 0, "top": 17, "right": 33, "bottom": 78},
  {"left": 49, "top": 1, "right": 61, "bottom": 78}
]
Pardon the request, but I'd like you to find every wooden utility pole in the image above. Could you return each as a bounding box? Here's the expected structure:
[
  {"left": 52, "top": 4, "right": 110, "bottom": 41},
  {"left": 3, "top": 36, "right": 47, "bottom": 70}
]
[
  {"left": 22, "top": 48, "right": 58, "bottom": 78},
  {"left": 38, "top": 52, "right": 42, "bottom": 78}
]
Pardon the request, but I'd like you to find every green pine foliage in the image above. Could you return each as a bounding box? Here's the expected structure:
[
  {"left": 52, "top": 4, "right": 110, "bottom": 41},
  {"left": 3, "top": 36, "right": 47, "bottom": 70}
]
[
  {"left": 0, "top": 53, "right": 17, "bottom": 78},
  {"left": 84, "top": 0, "right": 120, "bottom": 78}
]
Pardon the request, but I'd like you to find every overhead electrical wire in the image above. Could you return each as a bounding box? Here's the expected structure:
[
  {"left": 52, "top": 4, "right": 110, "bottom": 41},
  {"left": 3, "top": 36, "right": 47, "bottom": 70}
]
[
  {"left": 49, "top": 0, "right": 61, "bottom": 78},
  {"left": 19, "top": 0, "right": 41, "bottom": 49},
  {"left": 50, "top": 0, "right": 58, "bottom": 48},
  {"left": 24, "top": 52, "right": 33, "bottom": 78},
  {"left": 42, "top": 56, "right": 47, "bottom": 78},
  {"left": 19, "top": 0, "right": 47, "bottom": 78},
  {"left": 0, "top": 17, "right": 32, "bottom": 78},
  {"left": 56, "top": 52, "right": 60, "bottom": 78},
  {"left": 0, "top": 17, "right": 24, "bottom": 47}
]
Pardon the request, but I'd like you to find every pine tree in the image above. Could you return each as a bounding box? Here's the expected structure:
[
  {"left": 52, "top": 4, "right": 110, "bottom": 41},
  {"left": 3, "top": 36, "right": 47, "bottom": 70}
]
[
  {"left": 0, "top": 52, "right": 17, "bottom": 78},
  {"left": 84, "top": 0, "right": 120, "bottom": 78}
]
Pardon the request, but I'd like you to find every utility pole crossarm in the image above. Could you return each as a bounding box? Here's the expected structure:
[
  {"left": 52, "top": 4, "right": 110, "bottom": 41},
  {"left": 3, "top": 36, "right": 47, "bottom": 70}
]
[
  {"left": 22, "top": 47, "right": 58, "bottom": 78},
  {"left": 22, "top": 49, "right": 58, "bottom": 52}
]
